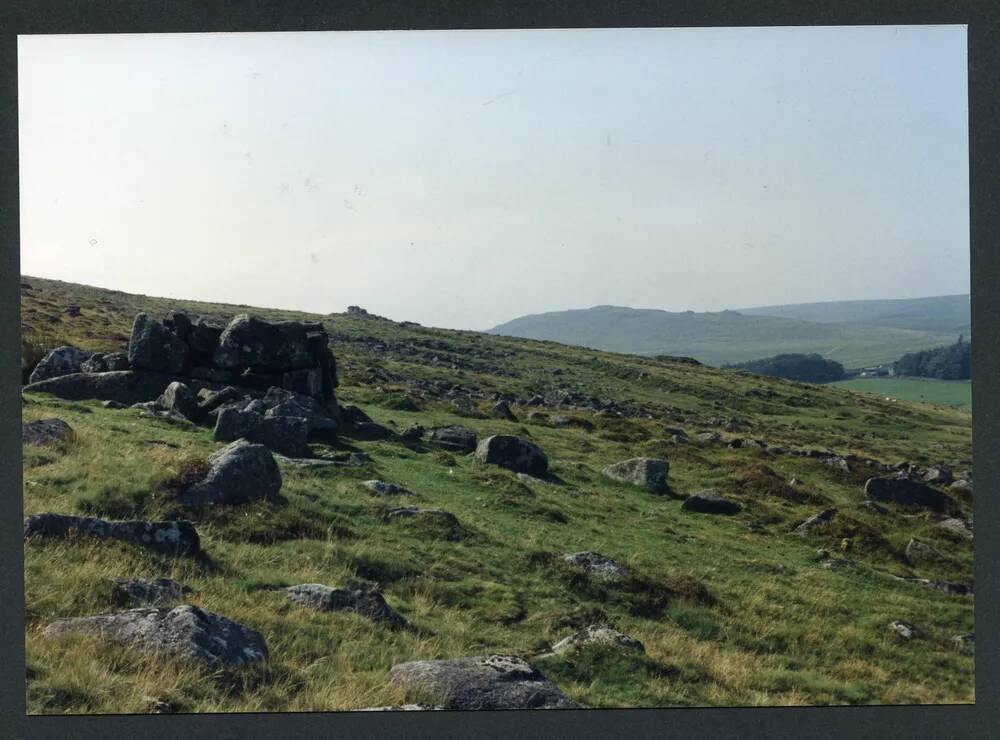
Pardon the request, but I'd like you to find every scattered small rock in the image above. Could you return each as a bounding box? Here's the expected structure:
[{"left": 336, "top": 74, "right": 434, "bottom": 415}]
[
  {"left": 181, "top": 439, "right": 282, "bottom": 506},
  {"left": 601, "top": 457, "right": 669, "bottom": 495},
  {"left": 285, "top": 583, "right": 407, "bottom": 628},
  {"left": 889, "top": 620, "right": 918, "bottom": 640},
  {"left": 363, "top": 480, "right": 414, "bottom": 497},
  {"left": 934, "top": 518, "right": 973, "bottom": 541},
  {"left": 792, "top": 507, "right": 837, "bottom": 536},
  {"left": 562, "top": 551, "right": 628, "bottom": 581},
  {"left": 475, "top": 435, "right": 548, "bottom": 476},
  {"left": 429, "top": 425, "right": 478, "bottom": 453},
  {"left": 545, "top": 624, "right": 645, "bottom": 656},
  {"left": 905, "top": 538, "right": 942, "bottom": 566}
]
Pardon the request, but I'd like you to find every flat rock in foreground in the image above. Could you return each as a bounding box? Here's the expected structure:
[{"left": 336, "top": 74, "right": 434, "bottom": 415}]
[
  {"left": 388, "top": 655, "right": 579, "bottom": 710},
  {"left": 285, "top": 584, "right": 407, "bottom": 628},
  {"left": 601, "top": 457, "right": 669, "bottom": 494},
  {"left": 23, "top": 370, "right": 191, "bottom": 406},
  {"left": 43, "top": 605, "right": 267, "bottom": 669},
  {"left": 182, "top": 439, "right": 282, "bottom": 506},
  {"left": 23, "top": 513, "right": 201, "bottom": 556}
]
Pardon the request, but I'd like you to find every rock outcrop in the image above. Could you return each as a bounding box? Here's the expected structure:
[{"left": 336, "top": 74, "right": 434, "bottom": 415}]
[
  {"left": 24, "top": 311, "right": 340, "bottom": 419},
  {"left": 43, "top": 605, "right": 267, "bottom": 668}
]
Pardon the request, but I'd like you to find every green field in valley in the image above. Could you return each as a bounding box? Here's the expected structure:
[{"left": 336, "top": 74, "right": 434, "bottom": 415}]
[{"left": 829, "top": 378, "right": 971, "bottom": 410}]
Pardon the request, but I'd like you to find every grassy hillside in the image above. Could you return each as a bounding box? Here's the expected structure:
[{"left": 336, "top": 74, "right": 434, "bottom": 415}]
[
  {"left": 21, "top": 276, "right": 973, "bottom": 713},
  {"left": 738, "top": 295, "right": 971, "bottom": 336},
  {"left": 486, "top": 305, "right": 959, "bottom": 368},
  {"left": 829, "top": 378, "right": 972, "bottom": 410}
]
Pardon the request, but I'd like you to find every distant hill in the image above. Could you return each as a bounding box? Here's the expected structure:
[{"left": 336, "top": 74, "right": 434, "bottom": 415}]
[
  {"left": 486, "top": 305, "right": 958, "bottom": 368},
  {"left": 737, "top": 294, "right": 970, "bottom": 335}
]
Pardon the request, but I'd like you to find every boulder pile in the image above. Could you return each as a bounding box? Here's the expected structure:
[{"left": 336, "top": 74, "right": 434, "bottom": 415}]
[{"left": 24, "top": 311, "right": 340, "bottom": 417}]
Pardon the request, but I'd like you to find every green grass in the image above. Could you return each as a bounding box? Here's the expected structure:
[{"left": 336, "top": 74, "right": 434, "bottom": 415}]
[
  {"left": 829, "top": 378, "right": 971, "bottom": 409},
  {"left": 20, "top": 276, "right": 974, "bottom": 713}
]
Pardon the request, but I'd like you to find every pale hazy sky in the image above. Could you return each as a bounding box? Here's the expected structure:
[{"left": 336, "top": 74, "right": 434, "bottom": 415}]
[{"left": 18, "top": 26, "right": 969, "bottom": 330}]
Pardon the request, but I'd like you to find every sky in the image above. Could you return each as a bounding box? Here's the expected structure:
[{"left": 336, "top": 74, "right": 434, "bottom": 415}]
[{"left": 18, "top": 26, "right": 969, "bottom": 330}]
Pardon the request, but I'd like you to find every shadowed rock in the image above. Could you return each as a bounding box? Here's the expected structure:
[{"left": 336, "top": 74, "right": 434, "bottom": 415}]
[
  {"left": 23, "top": 513, "right": 200, "bottom": 556},
  {"left": 864, "top": 477, "right": 955, "bottom": 513},
  {"left": 157, "top": 381, "right": 199, "bottom": 421},
  {"left": 475, "top": 435, "right": 548, "bottom": 476},
  {"left": 43, "top": 605, "right": 267, "bottom": 668},
  {"left": 28, "top": 345, "right": 92, "bottom": 384},
  {"left": 129, "top": 313, "right": 188, "bottom": 374},
  {"left": 213, "top": 314, "right": 322, "bottom": 373},
  {"left": 23, "top": 370, "right": 190, "bottom": 406},
  {"left": 602, "top": 457, "right": 669, "bottom": 494},
  {"left": 429, "top": 425, "right": 478, "bottom": 453},
  {"left": 182, "top": 439, "right": 282, "bottom": 506},
  {"left": 681, "top": 490, "right": 742, "bottom": 515},
  {"left": 22, "top": 418, "right": 74, "bottom": 446},
  {"left": 389, "top": 655, "right": 579, "bottom": 710},
  {"left": 113, "top": 577, "right": 192, "bottom": 606},
  {"left": 213, "top": 407, "right": 309, "bottom": 457},
  {"left": 383, "top": 507, "right": 460, "bottom": 527},
  {"left": 285, "top": 584, "right": 407, "bottom": 628},
  {"left": 491, "top": 400, "right": 518, "bottom": 421}
]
